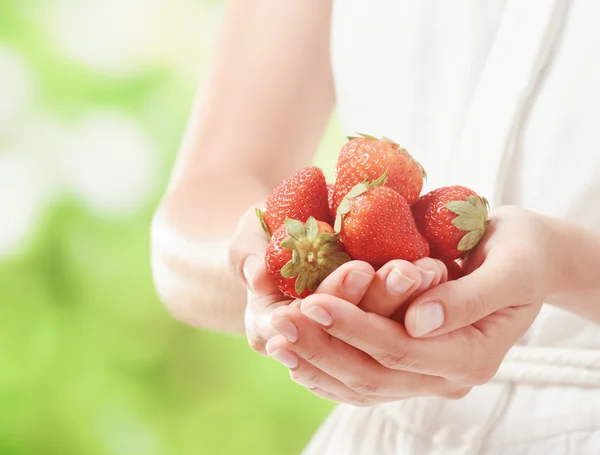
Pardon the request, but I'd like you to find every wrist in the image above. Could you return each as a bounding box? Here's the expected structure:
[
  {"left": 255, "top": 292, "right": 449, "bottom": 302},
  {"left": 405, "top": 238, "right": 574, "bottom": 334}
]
[{"left": 542, "top": 215, "right": 598, "bottom": 304}]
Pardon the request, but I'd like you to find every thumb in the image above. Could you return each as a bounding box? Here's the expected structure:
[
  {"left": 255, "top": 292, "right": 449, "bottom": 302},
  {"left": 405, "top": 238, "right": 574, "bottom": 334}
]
[
  {"left": 404, "top": 250, "right": 527, "bottom": 338},
  {"left": 228, "top": 203, "right": 277, "bottom": 295}
]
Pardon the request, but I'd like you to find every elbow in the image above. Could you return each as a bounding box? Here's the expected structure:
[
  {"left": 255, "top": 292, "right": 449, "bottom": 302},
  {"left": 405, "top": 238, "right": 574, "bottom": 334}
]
[{"left": 149, "top": 205, "right": 246, "bottom": 333}]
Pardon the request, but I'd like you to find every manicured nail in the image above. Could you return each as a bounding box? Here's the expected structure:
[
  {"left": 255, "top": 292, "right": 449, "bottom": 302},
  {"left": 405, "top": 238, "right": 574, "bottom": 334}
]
[
  {"left": 302, "top": 305, "right": 333, "bottom": 327},
  {"left": 271, "top": 317, "right": 299, "bottom": 343},
  {"left": 386, "top": 267, "right": 415, "bottom": 295},
  {"left": 271, "top": 349, "right": 298, "bottom": 369},
  {"left": 343, "top": 270, "right": 373, "bottom": 296},
  {"left": 417, "top": 268, "right": 436, "bottom": 291},
  {"left": 414, "top": 302, "right": 444, "bottom": 336},
  {"left": 243, "top": 255, "right": 261, "bottom": 287}
]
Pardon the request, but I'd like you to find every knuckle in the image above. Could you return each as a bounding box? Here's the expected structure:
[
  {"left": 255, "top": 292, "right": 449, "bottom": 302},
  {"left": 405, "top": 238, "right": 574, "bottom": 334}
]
[
  {"left": 296, "top": 371, "right": 321, "bottom": 388},
  {"left": 346, "top": 380, "right": 378, "bottom": 396},
  {"left": 375, "top": 345, "right": 412, "bottom": 370},
  {"left": 348, "top": 395, "right": 374, "bottom": 407},
  {"left": 247, "top": 335, "right": 267, "bottom": 355},
  {"left": 465, "top": 364, "right": 499, "bottom": 386},
  {"left": 303, "top": 350, "right": 325, "bottom": 366},
  {"left": 442, "top": 387, "right": 472, "bottom": 400},
  {"left": 462, "top": 290, "right": 485, "bottom": 315}
]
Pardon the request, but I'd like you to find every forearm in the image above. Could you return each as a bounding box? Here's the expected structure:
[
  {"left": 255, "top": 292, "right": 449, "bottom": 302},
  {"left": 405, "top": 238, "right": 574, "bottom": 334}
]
[
  {"left": 546, "top": 216, "right": 600, "bottom": 324},
  {"left": 151, "top": 0, "right": 334, "bottom": 333},
  {"left": 151, "top": 173, "right": 269, "bottom": 333}
]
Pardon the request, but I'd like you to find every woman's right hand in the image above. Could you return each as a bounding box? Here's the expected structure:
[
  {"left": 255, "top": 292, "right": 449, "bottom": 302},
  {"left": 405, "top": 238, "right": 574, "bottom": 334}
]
[
  {"left": 228, "top": 203, "right": 292, "bottom": 354},
  {"left": 229, "top": 203, "right": 448, "bottom": 358},
  {"left": 228, "top": 204, "right": 378, "bottom": 356}
]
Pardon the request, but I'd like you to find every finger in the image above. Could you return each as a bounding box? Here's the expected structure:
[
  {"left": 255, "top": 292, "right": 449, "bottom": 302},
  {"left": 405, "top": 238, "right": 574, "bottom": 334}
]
[
  {"left": 299, "top": 292, "right": 468, "bottom": 380},
  {"left": 386, "top": 258, "right": 448, "bottom": 322},
  {"left": 300, "top": 290, "right": 537, "bottom": 386},
  {"left": 308, "top": 387, "right": 374, "bottom": 406},
  {"left": 244, "top": 261, "right": 291, "bottom": 355},
  {"left": 265, "top": 336, "right": 393, "bottom": 407},
  {"left": 228, "top": 203, "right": 270, "bottom": 290},
  {"left": 412, "top": 257, "right": 448, "bottom": 294},
  {"left": 309, "top": 260, "right": 375, "bottom": 306},
  {"left": 404, "top": 247, "right": 537, "bottom": 338},
  {"left": 358, "top": 260, "right": 422, "bottom": 316},
  {"left": 387, "top": 257, "right": 447, "bottom": 321},
  {"left": 273, "top": 304, "right": 453, "bottom": 397}
]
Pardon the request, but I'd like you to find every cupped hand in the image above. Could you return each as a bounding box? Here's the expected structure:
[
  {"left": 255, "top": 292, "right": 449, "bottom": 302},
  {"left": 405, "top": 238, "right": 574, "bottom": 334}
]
[
  {"left": 267, "top": 206, "right": 554, "bottom": 406},
  {"left": 229, "top": 204, "right": 379, "bottom": 355},
  {"left": 230, "top": 201, "right": 448, "bottom": 360},
  {"left": 266, "top": 256, "right": 450, "bottom": 405},
  {"left": 228, "top": 204, "right": 287, "bottom": 355}
]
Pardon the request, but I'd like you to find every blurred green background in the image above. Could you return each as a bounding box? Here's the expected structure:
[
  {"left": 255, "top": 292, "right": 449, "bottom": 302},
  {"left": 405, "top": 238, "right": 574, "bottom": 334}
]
[{"left": 0, "top": 1, "right": 344, "bottom": 454}]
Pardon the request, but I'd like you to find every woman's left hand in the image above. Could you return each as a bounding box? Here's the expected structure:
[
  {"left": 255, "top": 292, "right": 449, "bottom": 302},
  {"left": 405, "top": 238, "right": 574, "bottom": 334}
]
[{"left": 267, "top": 206, "right": 558, "bottom": 405}]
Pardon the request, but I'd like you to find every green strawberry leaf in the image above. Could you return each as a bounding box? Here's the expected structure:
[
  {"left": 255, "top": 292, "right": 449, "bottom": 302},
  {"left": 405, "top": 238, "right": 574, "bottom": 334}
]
[
  {"left": 451, "top": 215, "right": 483, "bottom": 232},
  {"left": 457, "top": 229, "right": 484, "bottom": 252},
  {"left": 346, "top": 183, "right": 369, "bottom": 199},
  {"left": 356, "top": 132, "right": 379, "bottom": 141},
  {"left": 255, "top": 207, "right": 270, "bottom": 238},
  {"left": 295, "top": 269, "right": 309, "bottom": 295},
  {"left": 306, "top": 269, "right": 320, "bottom": 292},
  {"left": 284, "top": 218, "right": 306, "bottom": 241},
  {"left": 292, "top": 249, "right": 300, "bottom": 267},
  {"left": 445, "top": 201, "right": 480, "bottom": 218},
  {"left": 280, "top": 236, "right": 295, "bottom": 250},
  {"left": 281, "top": 259, "right": 300, "bottom": 279},
  {"left": 367, "top": 169, "right": 389, "bottom": 188},
  {"left": 305, "top": 216, "right": 318, "bottom": 240}
]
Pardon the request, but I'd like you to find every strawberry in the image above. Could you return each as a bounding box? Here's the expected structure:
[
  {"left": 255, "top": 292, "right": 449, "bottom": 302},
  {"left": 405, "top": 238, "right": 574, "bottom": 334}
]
[
  {"left": 443, "top": 259, "right": 464, "bottom": 281},
  {"left": 327, "top": 183, "right": 335, "bottom": 219},
  {"left": 332, "top": 133, "right": 426, "bottom": 214},
  {"left": 411, "top": 185, "right": 490, "bottom": 261},
  {"left": 265, "top": 216, "right": 351, "bottom": 298},
  {"left": 256, "top": 166, "right": 331, "bottom": 237},
  {"left": 334, "top": 172, "right": 430, "bottom": 269}
]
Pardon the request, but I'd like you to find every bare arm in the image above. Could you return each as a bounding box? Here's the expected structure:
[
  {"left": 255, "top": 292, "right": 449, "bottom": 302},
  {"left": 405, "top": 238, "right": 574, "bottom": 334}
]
[
  {"left": 150, "top": 0, "right": 335, "bottom": 333},
  {"left": 546, "top": 218, "right": 600, "bottom": 324}
]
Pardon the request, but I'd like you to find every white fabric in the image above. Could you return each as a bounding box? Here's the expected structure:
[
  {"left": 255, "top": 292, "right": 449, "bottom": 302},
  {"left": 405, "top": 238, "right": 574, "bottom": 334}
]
[{"left": 302, "top": 0, "right": 600, "bottom": 453}]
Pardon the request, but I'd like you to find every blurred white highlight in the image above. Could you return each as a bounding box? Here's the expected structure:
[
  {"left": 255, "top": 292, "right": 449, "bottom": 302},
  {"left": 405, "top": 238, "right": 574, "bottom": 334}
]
[
  {"left": 0, "top": 152, "right": 49, "bottom": 259},
  {"left": 47, "top": 0, "right": 215, "bottom": 80},
  {"left": 0, "top": 44, "right": 36, "bottom": 135},
  {"left": 60, "top": 112, "right": 158, "bottom": 216}
]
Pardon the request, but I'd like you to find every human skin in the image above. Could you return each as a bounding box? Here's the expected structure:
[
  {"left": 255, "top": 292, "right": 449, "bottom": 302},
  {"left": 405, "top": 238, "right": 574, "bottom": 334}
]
[
  {"left": 150, "top": 0, "right": 600, "bottom": 405},
  {"left": 264, "top": 205, "right": 600, "bottom": 405},
  {"left": 150, "top": 0, "right": 336, "bottom": 332}
]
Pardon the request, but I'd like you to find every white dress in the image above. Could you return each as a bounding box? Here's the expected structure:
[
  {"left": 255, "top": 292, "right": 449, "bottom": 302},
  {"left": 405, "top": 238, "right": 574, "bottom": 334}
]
[{"left": 302, "top": 1, "right": 600, "bottom": 454}]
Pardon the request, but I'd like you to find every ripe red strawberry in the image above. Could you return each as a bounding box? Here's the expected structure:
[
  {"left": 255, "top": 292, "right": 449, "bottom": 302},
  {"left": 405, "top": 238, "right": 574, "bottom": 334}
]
[
  {"left": 334, "top": 173, "right": 430, "bottom": 269},
  {"left": 443, "top": 259, "right": 464, "bottom": 281},
  {"left": 256, "top": 166, "right": 331, "bottom": 237},
  {"left": 332, "top": 134, "right": 426, "bottom": 214},
  {"left": 411, "top": 185, "right": 490, "bottom": 261},
  {"left": 265, "top": 217, "right": 351, "bottom": 298},
  {"left": 327, "top": 183, "right": 335, "bottom": 219}
]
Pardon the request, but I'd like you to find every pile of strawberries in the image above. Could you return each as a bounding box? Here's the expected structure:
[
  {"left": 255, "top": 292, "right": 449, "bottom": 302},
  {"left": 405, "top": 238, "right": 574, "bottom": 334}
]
[{"left": 256, "top": 134, "right": 490, "bottom": 299}]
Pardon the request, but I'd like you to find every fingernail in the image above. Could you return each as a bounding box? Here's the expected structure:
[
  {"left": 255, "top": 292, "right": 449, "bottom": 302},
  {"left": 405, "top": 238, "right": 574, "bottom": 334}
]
[
  {"left": 386, "top": 267, "right": 415, "bottom": 295},
  {"left": 343, "top": 270, "right": 373, "bottom": 296},
  {"left": 271, "top": 349, "right": 298, "bottom": 369},
  {"left": 271, "top": 318, "right": 299, "bottom": 343},
  {"left": 243, "top": 255, "right": 261, "bottom": 287},
  {"left": 414, "top": 302, "right": 444, "bottom": 336},
  {"left": 302, "top": 305, "right": 333, "bottom": 327},
  {"left": 417, "top": 268, "right": 436, "bottom": 291}
]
